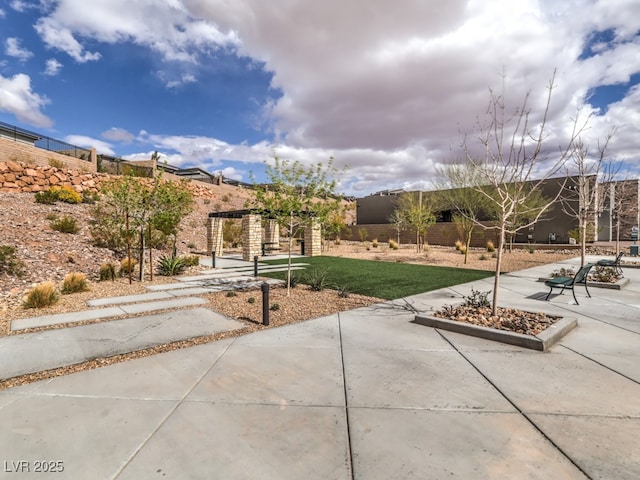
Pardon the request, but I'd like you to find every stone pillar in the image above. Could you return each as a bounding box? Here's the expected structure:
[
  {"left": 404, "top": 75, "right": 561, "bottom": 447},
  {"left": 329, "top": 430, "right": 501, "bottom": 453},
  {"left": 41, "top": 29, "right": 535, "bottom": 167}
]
[
  {"left": 303, "top": 219, "right": 322, "bottom": 257},
  {"left": 242, "top": 214, "right": 262, "bottom": 261},
  {"left": 207, "top": 217, "right": 224, "bottom": 257},
  {"left": 264, "top": 219, "right": 280, "bottom": 245}
]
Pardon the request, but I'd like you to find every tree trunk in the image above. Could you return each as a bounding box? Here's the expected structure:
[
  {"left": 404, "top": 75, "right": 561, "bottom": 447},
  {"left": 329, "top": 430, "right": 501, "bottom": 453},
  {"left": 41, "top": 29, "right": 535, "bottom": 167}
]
[
  {"left": 491, "top": 228, "right": 505, "bottom": 316},
  {"left": 126, "top": 211, "right": 132, "bottom": 285},
  {"left": 148, "top": 223, "right": 154, "bottom": 281},
  {"left": 138, "top": 226, "right": 145, "bottom": 281},
  {"left": 464, "top": 228, "right": 472, "bottom": 265},
  {"left": 580, "top": 218, "right": 587, "bottom": 267}
]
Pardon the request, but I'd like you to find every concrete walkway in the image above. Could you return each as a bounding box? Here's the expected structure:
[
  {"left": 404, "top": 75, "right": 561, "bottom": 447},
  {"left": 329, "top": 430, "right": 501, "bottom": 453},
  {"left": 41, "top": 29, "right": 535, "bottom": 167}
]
[{"left": 0, "top": 255, "right": 638, "bottom": 479}]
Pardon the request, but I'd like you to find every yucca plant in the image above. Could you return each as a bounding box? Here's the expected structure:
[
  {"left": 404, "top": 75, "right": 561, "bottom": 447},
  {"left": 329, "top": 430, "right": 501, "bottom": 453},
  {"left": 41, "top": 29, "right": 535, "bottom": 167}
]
[
  {"left": 23, "top": 281, "right": 59, "bottom": 309},
  {"left": 62, "top": 272, "right": 89, "bottom": 294},
  {"left": 157, "top": 254, "right": 187, "bottom": 276},
  {"left": 305, "top": 267, "right": 331, "bottom": 291}
]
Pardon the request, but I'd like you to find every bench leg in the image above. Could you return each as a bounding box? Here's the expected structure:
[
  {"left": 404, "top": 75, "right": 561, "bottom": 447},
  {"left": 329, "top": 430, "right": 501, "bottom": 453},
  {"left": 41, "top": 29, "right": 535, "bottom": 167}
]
[{"left": 572, "top": 288, "right": 579, "bottom": 305}]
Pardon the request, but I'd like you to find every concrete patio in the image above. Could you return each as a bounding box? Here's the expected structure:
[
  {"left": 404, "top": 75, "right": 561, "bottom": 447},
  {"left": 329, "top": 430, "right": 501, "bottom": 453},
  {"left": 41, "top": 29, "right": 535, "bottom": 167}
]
[{"left": 0, "top": 255, "right": 638, "bottom": 479}]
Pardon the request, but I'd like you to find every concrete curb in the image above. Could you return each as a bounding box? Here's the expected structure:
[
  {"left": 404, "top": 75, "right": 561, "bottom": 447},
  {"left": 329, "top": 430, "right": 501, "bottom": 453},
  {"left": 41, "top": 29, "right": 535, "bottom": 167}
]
[{"left": 412, "top": 315, "right": 578, "bottom": 351}]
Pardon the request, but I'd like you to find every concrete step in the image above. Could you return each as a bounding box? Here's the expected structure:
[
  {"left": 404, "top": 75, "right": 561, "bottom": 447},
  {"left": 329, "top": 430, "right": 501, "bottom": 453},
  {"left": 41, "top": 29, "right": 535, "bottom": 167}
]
[
  {"left": 11, "top": 297, "right": 208, "bottom": 331},
  {"left": 1, "top": 308, "right": 245, "bottom": 380}
]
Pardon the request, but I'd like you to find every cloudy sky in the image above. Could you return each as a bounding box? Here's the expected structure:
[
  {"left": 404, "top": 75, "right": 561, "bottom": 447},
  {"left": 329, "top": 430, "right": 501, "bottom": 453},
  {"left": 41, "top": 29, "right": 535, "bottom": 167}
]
[{"left": 0, "top": 0, "right": 638, "bottom": 196}]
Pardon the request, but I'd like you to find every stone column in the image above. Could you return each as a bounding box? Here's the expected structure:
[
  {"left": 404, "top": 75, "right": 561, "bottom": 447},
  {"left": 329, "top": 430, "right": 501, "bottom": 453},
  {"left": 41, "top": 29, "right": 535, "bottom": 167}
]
[
  {"left": 264, "top": 219, "right": 280, "bottom": 245},
  {"left": 207, "top": 217, "right": 224, "bottom": 257},
  {"left": 242, "top": 214, "right": 262, "bottom": 261},
  {"left": 303, "top": 219, "right": 322, "bottom": 257}
]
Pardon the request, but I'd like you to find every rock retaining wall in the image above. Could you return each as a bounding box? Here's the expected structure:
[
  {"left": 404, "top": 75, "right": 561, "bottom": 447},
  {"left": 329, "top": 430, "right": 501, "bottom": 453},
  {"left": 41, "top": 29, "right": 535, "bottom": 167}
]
[{"left": 0, "top": 160, "right": 106, "bottom": 194}]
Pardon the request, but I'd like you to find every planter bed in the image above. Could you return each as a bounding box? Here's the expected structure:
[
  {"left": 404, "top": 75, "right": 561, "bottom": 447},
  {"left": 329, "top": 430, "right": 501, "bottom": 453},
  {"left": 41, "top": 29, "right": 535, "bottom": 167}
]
[{"left": 413, "top": 314, "right": 577, "bottom": 351}]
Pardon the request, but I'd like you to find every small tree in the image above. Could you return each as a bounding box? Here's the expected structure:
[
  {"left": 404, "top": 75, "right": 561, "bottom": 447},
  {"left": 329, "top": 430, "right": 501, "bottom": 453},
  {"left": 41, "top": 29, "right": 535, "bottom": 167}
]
[
  {"left": 434, "top": 164, "right": 487, "bottom": 264},
  {"left": 394, "top": 192, "right": 435, "bottom": 252},
  {"left": 91, "top": 175, "right": 193, "bottom": 282},
  {"left": 387, "top": 208, "right": 406, "bottom": 245},
  {"left": 560, "top": 132, "right": 615, "bottom": 266},
  {"left": 250, "top": 157, "right": 344, "bottom": 295},
  {"left": 457, "top": 71, "right": 585, "bottom": 314}
]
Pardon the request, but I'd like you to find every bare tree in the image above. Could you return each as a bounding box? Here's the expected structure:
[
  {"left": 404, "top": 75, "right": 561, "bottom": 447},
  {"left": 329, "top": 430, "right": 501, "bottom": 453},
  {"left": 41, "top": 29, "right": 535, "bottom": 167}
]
[
  {"left": 457, "top": 71, "right": 585, "bottom": 314},
  {"left": 387, "top": 208, "right": 406, "bottom": 245},
  {"left": 434, "top": 163, "right": 487, "bottom": 264},
  {"left": 560, "top": 131, "right": 616, "bottom": 266}
]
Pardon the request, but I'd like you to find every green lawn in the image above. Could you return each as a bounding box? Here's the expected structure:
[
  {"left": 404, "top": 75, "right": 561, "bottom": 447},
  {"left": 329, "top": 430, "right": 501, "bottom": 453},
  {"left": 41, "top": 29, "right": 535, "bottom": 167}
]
[{"left": 261, "top": 256, "right": 493, "bottom": 300}]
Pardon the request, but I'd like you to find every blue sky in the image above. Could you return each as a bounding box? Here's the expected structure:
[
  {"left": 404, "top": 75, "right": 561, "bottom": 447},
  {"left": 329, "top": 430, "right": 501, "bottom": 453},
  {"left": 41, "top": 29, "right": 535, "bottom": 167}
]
[{"left": 1, "top": 0, "right": 639, "bottom": 196}]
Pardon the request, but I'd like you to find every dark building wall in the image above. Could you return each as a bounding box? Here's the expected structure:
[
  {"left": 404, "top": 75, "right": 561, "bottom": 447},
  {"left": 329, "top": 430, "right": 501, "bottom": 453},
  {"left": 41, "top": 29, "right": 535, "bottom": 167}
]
[{"left": 354, "top": 176, "right": 593, "bottom": 245}]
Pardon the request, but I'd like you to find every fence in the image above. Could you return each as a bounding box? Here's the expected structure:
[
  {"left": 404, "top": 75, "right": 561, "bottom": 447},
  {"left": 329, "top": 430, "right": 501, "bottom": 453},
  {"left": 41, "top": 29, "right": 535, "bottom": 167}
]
[{"left": 0, "top": 120, "right": 93, "bottom": 162}]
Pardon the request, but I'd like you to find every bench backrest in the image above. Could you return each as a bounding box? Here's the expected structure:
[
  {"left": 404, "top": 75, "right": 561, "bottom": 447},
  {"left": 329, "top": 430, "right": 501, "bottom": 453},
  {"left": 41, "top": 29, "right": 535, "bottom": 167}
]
[{"left": 574, "top": 264, "right": 594, "bottom": 285}]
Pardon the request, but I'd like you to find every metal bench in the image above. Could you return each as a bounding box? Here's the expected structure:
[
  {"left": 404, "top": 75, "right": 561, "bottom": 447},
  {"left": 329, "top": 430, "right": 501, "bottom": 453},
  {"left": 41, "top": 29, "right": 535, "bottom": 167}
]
[
  {"left": 261, "top": 242, "right": 281, "bottom": 256},
  {"left": 544, "top": 263, "right": 594, "bottom": 305},
  {"left": 596, "top": 251, "right": 624, "bottom": 276}
]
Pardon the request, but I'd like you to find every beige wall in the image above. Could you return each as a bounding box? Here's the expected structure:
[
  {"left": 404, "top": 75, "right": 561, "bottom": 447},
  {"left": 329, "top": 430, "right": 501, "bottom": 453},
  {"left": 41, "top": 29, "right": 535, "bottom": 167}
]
[{"left": 0, "top": 137, "right": 96, "bottom": 173}]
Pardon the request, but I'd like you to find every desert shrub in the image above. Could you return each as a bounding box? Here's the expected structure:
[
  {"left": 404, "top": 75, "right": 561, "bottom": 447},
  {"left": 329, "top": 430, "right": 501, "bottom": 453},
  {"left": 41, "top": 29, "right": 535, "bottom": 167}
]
[
  {"left": 226, "top": 291, "right": 237, "bottom": 297},
  {"left": 590, "top": 266, "right": 620, "bottom": 283},
  {"left": 35, "top": 185, "right": 82, "bottom": 204},
  {"left": 187, "top": 242, "right": 196, "bottom": 250},
  {"left": 50, "top": 215, "right": 79, "bottom": 234},
  {"left": 182, "top": 255, "right": 201, "bottom": 267},
  {"left": 371, "top": 239, "right": 379, "bottom": 248},
  {"left": 119, "top": 257, "right": 137, "bottom": 276},
  {"left": 358, "top": 227, "right": 369, "bottom": 242},
  {"left": 338, "top": 286, "right": 351, "bottom": 298},
  {"left": 305, "top": 267, "right": 331, "bottom": 291},
  {"left": 23, "top": 281, "right": 59, "bottom": 309},
  {"left": 550, "top": 267, "right": 575, "bottom": 278},
  {"left": 157, "top": 255, "right": 187, "bottom": 276},
  {"left": 62, "top": 272, "right": 89, "bottom": 294},
  {"left": 528, "top": 244, "right": 535, "bottom": 254},
  {"left": 270, "top": 302, "right": 280, "bottom": 311},
  {"left": 454, "top": 240, "right": 463, "bottom": 251},
  {"left": 221, "top": 194, "right": 231, "bottom": 203},
  {"left": 389, "top": 240, "right": 399, "bottom": 250},
  {"left": 0, "top": 245, "right": 25, "bottom": 277},
  {"left": 289, "top": 271, "right": 301, "bottom": 288},
  {"left": 34, "top": 189, "right": 59, "bottom": 205},
  {"left": 51, "top": 186, "right": 82, "bottom": 204},
  {"left": 462, "top": 289, "right": 491, "bottom": 308},
  {"left": 486, "top": 241, "right": 495, "bottom": 252},
  {"left": 81, "top": 190, "right": 100, "bottom": 204},
  {"left": 458, "top": 245, "right": 467, "bottom": 255},
  {"left": 48, "top": 158, "right": 65, "bottom": 169},
  {"left": 479, "top": 254, "right": 488, "bottom": 261},
  {"left": 247, "top": 297, "right": 256, "bottom": 304},
  {"left": 98, "top": 262, "right": 117, "bottom": 281}
]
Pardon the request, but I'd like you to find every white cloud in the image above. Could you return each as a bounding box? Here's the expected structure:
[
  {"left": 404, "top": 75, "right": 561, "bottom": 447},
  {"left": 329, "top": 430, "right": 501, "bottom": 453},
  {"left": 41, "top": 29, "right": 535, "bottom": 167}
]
[
  {"left": 101, "top": 127, "right": 135, "bottom": 144},
  {"left": 5, "top": 37, "right": 34, "bottom": 61},
  {"left": 183, "top": 0, "right": 640, "bottom": 194},
  {"left": 64, "top": 135, "right": 115, "bottom": 155},
  {"left": 44, "top": 58, "right": 63, "bottom": 76},
  {"left": 0, "top": 73, "right": 52, "bottom": 128},
  {"left": 34, "top": 19, "right": 101, "bottom": 62},
  {"left": 0, "top": 8, "right": 5, "bottom": 17},
  {"left": 29, "top": 0, "right": 640, "bottom": 195},
  {"left": 34, "top": 0, "right": 238, "bottom": 65},
  {"left": 9, "top": 1, "right": 33, "bottom": 12},
  {"left": 156, "top": 70, "right": 198, "bottom": 89}
]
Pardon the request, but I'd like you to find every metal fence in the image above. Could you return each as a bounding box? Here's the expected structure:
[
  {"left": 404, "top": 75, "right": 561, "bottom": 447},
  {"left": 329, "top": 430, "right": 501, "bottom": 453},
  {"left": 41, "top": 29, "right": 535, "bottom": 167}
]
[
  {"left": 0, "top": 120, "right": 92, "bottom": 161},
  {"left": 97, "top": 155, "right": 154, "bottom": 178}
]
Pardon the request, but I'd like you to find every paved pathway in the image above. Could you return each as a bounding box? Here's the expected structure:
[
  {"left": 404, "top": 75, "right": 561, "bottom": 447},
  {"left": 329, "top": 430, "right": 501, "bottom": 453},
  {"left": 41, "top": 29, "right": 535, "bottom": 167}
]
[{"left": 0, "top": 255, "right": 638, "bottom": 479}]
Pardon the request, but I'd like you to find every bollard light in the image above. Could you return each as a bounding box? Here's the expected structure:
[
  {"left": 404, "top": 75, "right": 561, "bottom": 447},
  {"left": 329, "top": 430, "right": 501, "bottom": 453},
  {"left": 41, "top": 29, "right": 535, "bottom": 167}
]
[
  {"left": 254, "top": 255, "right": 259, "bottom": 277},
  {"left": 261, "top": 282, "right": 270, "bottom": 326},
  {"left": 211, "top": 250, "right": 216, "bottom": 269}
]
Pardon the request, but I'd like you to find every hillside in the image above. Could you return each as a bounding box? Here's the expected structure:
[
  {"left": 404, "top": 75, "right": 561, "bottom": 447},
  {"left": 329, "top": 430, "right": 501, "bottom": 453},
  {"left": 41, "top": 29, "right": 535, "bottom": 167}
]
[{"left": 0, "top": 178, "right": 253, "bottom": 311}]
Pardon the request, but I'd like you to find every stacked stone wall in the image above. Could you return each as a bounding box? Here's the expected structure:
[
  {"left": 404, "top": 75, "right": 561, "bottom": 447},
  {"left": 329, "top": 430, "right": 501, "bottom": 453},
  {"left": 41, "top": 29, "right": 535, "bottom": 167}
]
[{"left": 0, "top": 160, "right": 107, "bottom": 194}]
